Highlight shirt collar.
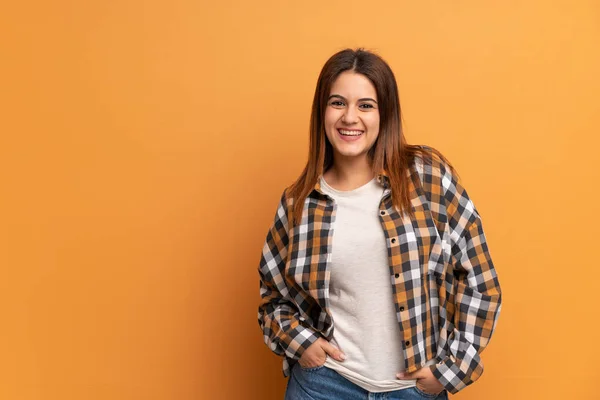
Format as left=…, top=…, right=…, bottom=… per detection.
left=313, top=169, right=390, bottom=195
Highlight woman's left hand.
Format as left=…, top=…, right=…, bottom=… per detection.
left=397, top=367, right=445, bottom=395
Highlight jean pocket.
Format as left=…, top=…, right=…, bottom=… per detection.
left=299, top=363, right=326, bottom=372
left=413, top=385, right=442, bottom=399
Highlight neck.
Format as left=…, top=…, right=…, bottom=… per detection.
left=324, top=154, right=375, bottom=191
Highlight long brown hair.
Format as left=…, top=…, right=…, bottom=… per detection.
left=287, top=48, right=454, bottom=227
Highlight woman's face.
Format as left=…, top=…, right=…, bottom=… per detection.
left=324, top=71, right=380, bottom=163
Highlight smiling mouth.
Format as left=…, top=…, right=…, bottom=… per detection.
left=338, top=129, right=364, bottom=136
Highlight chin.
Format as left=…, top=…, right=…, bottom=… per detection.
left=334, top=148, right=368, bottom=158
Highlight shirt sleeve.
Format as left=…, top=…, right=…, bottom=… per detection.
left=429, top=161, right=503, bottom=394
left=257, top=190, right=320, bottom=362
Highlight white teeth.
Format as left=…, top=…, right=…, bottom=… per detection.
left=339, top=129, right=363, bottom=136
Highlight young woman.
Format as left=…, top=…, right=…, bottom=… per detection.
left=258, top=48, right=502, bottom=400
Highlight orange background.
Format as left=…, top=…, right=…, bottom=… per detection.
left=1, top=1, right=599, bottom=399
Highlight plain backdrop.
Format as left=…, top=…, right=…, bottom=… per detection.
left=1, top=1, right=599, bottom=399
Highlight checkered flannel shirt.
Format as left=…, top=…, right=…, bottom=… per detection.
left=257, top=145, right=502, bottom=394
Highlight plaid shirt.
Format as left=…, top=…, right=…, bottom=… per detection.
left=257, top=146, right=502, bottom=395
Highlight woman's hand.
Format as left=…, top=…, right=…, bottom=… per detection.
left=298, top=338, right=346, bottom=368
left=397, top=367, right=444, bottom=395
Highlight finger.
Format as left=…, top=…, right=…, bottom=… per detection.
left=320, top=341, right=346, bottom=361
left=396, top=372, right=411, bottom=379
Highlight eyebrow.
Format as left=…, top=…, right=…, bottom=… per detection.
left=328, top=94, right=378, bottom=104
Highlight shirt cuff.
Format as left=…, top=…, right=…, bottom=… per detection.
left=429, top=356, right=465, bottom=395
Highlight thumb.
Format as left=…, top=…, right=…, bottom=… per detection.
left=320, top=340, right=346, bottom=361
left=396, top=369, right=423, bottom=380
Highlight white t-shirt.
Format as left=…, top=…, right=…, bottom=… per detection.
left=319, top=175, right=436, bottom=393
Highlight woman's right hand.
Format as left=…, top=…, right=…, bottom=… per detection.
left=298, top=338, right=346, bottom=368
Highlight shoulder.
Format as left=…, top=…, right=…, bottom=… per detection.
left=409, top=144, right=454, bottom=186
left=276, top=187, right=294, bottom=213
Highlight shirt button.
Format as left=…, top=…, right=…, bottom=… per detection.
left=391, top=238, right=397, bottom=244
left=399, top=306, right=405, bottom=311
left=405, top=341, right=410, bottom=346
left=380, top=210, right=386, bottom=216
left=394, top=273, right=400, bottom=278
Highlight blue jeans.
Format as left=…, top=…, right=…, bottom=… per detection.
left=284, top=363, right=449, bottom=400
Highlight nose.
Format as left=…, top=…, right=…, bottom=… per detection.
left=341, top=107, right=358, bottom=124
